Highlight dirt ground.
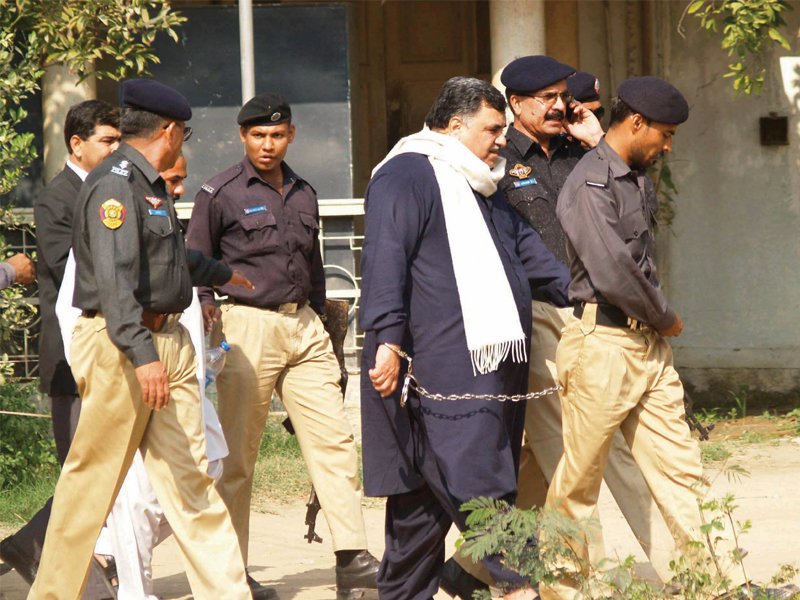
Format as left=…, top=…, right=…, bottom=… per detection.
left=2, top=437, right=800, bottom=599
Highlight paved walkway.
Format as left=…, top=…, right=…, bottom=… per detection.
left=2, top=438, right=799, bottom=599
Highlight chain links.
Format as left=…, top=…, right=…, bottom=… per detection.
left=411, top=380, right=560, bottom=403
left=381, top=343, right=561, bottom=406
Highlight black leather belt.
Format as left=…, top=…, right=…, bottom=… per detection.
left=573, top=303, right=646, bottom=331
left=81, top=309, right=174, bottom=332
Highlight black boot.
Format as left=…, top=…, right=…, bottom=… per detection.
left=438, top=557, right=490, bottom=599
left=0, top=535, right=37, bottom=585
left=247, top=571, right=279, bottom=600
left=335, top=549, right=379, bottom=599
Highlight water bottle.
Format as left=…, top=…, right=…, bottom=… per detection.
left=205, top=340, right=231, bottom=389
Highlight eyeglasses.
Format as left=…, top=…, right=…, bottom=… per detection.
left=529, top=91, right=574, bottom=107
left=163, top=123, right=193, bottom=142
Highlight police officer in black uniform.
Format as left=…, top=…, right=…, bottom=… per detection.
left=187, top=93, right=379, bottom=600
left=29, top=79, right=254, bottom=600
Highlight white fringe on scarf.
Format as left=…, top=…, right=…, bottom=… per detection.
left=373, top=128, right=527, bottom=376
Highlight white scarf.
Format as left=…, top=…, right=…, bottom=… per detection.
left=372, top=128, right=527, bottom=375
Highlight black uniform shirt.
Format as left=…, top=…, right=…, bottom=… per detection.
left=72, top=144, right=232, bottom=367
left=556, top=138, right=675, bottom=330
left=186, top=158, right=325, bottom=314
left=499, top=126, right=586, bottom=267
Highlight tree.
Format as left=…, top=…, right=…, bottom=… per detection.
left=0, top=0, right=185, bottom=195
left=0, top=0, right=185, bottom=377
left=680, top=0, right=793, bottom=95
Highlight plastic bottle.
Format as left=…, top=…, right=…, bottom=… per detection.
left=205, top=340, right=231, bottom=389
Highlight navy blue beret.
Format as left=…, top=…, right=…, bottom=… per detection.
left=501, top=56, right=575, bottom=93
left=121, top=79, right=192, bottom=121
left=567, top=71, right=600, bottom=103
left=238, top=92, right=292, bottom=126
left=617, top=76, right=689, bottom=125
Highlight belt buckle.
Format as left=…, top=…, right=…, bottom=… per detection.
left=627, top=317, right=642, bottom=331
left=278, top=302, right=298, bottom=314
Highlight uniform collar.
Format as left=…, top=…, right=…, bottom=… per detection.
left=596, top=138, right=638, bottom=180
left=117, top=143, right=162, bottom=184
left=241, top=157, right=303, bottom=188
left=506, top=126, right=568, bottom=159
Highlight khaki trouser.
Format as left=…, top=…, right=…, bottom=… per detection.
left=29, top=315, right=249, bottom=600
left=540, top=304, right=743, bottom=600
left=215, top=303, right=367, bottom=564
left=457, top=302, right=676, bottom=583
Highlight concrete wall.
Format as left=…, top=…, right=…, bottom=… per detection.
left=573, top=1, right=800, bottom=399
left=652, top=3, right=800, bottom=397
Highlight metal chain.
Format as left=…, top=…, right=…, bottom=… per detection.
left=411, top=379, right=560, bottom=403
left=381, top=343, right=561, bottom=405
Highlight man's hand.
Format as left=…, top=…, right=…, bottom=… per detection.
left=135, top=361, right=170, bottom=410
left=7, top=253, right=35, bottom=285
left=369, top=343, right=401, bottom=398
left=563, top=103, right=604, bottom=148
left=228, top=270, right=255, bottom=290
left=659, top=313, right=684, bottom=337
left=201, top=303, right=222, bottom=335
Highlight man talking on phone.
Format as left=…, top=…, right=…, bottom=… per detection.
left=441, top=56, right=676, bottom=598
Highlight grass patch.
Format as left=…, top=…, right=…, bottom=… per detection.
left=0, top=470, right=58, bottom=526
left=251, top=414, right=311, bottom=509
left=701, top=440, right=732, bottom=464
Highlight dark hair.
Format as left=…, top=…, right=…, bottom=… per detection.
left=63, top=100, right=120, bottom=152
left=608, top=96, right=637, bottom=127
left=120, top=107, right=168, bottom=140
left=424, top=77, right=506, bottom=130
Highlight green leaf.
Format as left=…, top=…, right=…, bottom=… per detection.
left=688, top=0, right=706, bottom=15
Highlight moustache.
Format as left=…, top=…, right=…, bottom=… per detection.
left=545, top=110, right=564, bottom=121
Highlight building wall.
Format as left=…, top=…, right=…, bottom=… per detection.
left=570, top=1, right=799, bottom=398
left=658, top=2, right=800, bottom=397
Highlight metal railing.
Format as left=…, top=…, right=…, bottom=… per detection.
left=2, top=199, right=366, bottom=379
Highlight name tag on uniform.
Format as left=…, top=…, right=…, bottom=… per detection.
left=512, top=177, right=538, bottom=189
left=148, top=208, right=169, bottom=217
left=244, top=205, right=268, bottom=215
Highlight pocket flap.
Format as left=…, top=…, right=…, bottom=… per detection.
left=239, top=211, right=277, bottom=231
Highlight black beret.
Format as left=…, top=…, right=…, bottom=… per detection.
left=501, top=55, right=575, bottom=93
left=237, top=93, right=292, bottom=126
left=567, top=71, right=600, bottom=103
left=617, top=76, right=689, bottom=125
left=121, top=79, right=192, bottom=121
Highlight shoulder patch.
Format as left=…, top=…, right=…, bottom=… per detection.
left=99, top=199, right=126, bottom=229
left=110, top=159, right=131, bottom=178
left=584, top=154, right=609, bottom=189
left=203, top=163, right=244, bottom=198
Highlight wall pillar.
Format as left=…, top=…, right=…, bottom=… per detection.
left=42, top=65, right=95, bottom=182
left=489, top=0, right=545, bottom=87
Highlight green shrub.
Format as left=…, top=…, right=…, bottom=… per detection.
left=0, top=381, right=57, bottom=490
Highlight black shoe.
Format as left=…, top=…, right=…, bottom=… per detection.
left=247, top=572, right=279, bottom=600
left=718, top=583, right=800, bottom=599
left=335, top=550, right=379, bottom=599
left=438, top=557, right=490, bottom=599
left=0, top=536, right=36, bottom=585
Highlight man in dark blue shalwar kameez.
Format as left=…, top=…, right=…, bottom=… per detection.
left=359, top=77, right=571, bottom=600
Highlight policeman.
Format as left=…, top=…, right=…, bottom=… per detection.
left=186, top=92, right=379, bottom=600
left=567, top=71, right=604, bottom=121
left=541, top=76, right=793, bottom=600
left=442, top=57, right=676, bottom=598
left=29, top=79, right=253, bottom=600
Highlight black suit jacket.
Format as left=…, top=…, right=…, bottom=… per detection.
left=34, top=166, right=83, bottom=396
